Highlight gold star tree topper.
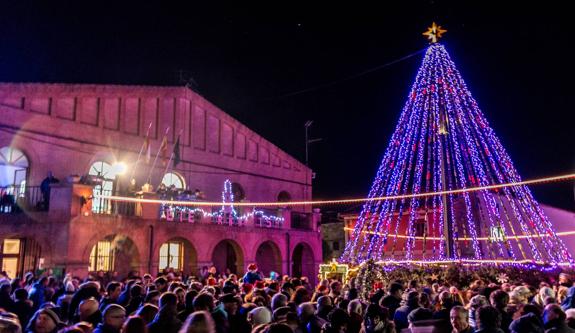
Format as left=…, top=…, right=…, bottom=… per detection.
left=423, top=22, right=447, bottom=43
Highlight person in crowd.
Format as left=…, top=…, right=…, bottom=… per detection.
left=94, top=304, right=126, bottom=333
left=380, top=282, right=403, bottom=319
left=77, top=297, right=102, bottom=327
left=29, top=277, right=49, bottom=311
left=362, top=303, right=394, bottom=333
left=450, top=306, right=473, bottom=333
left=475, top=305, right=504, bottom=333
left=0, top=283, right=15, bottom=311
left=242, top=264, right=263, bottom=285
left=490, top=290, right=512, bottom=333
left=509, top=312, right=544, bottom=333
left=121, top=315, right=148, bottom=333
left=137, top=304, right=159, bottom=325
left=321, top=308, right=349, bottom=333
left=543, top=303, right=575, bottom=333
left=469, top=295, right=488, bottom=330
left=346, top=299, right=363, bottom=333
left=434, top=290, right=455, bottom=322
left=316, top=296, right=333, bottom=321
left=12, top=288, right=34, bottom=328
left=0, top=315, right=22, bottom=333
left=148, top=292, right=182, bottom=333
left=271, top=294, right=288, bottom=312
left=100, top=282, right=122, bottom=312
left=180, top=310, right=216, bottom=333
left=394, top=291, right=420, bottom=331
left=123, top=284, right=144, bottom=315
left=25, top=308, right=64, bottom=333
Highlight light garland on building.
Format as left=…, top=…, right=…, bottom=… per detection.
left=159, top=179, right=284, bottom=227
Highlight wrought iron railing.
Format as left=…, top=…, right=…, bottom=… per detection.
left=0, top=186, right=46, bottom=214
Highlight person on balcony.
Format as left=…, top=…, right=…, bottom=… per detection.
left=40, top=171, right=59, bottom=210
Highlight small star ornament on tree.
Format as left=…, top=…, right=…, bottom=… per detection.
left=430, top=273, right=439, bottom=281
left=496, top=273, right=509, bottom=284
left=423, top=22, right=447, bottom=43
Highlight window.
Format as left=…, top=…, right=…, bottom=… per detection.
left=89, top=161, right=114, bottom=213
left=278, top=191, right=291, bottom=202
left=161, top=172, right=185, bottom=190
left=0, top=147, right=29, bottom=187
left=490, top=226, right=505, bottom=242
left=89, top=241, right=113, bottom=271
left=332, top=241, right=340, bottom=251
left=159, top=242, right=183, bottom=270
left=231, top=182, right=245, bottom=201
left=1, top=239, right=21, bottom=279
left=414, top=219, right=426, bottom=237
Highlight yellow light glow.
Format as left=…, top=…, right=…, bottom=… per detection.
left=112, top=162, right=127, bottom=176
left=93, top=173, right=575, bottom=207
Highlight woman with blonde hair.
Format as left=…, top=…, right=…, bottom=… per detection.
left=179, top=311, right=215, bottom=333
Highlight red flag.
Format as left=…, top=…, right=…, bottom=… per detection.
left=160, top=135, right=168, bottom=165
left=143, top=136, right=151, bottom=164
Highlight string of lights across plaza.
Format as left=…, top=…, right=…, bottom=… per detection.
left=95, top=172, right=575, bottom=207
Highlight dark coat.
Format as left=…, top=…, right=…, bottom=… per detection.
left=147, top=307, right=183, bottom=333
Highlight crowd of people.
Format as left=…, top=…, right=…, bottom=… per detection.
left=2, top=264, right=575, bottom=333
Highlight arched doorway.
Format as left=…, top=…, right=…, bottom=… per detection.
left=89, top=235, right=140, bottom=278
left=292, top=242, right=315, bottom=279
left=158, top=237, right=197, bottom=275
left=211, top=239, right=244, bottom=275
left=255, top=241, right=282, bottom=277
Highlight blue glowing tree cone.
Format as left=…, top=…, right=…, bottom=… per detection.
left=341, top=44, right=572, bottom=265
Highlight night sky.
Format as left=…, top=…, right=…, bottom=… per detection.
left=1, top=1, right=574, bottom=210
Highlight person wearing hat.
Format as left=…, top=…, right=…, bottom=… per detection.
left=248, top=306, right=272, bottom=327
left=242, top=264, right=263, bottom=285
left=94, top=304, right=126, bottom=333
left=0, top=315, right=21, bottom=333
left=219, top=293, right=241, bottom=317
left=26, top=308, right=63, bottom=333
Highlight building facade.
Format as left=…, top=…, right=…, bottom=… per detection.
left=0, top=83, right=322, bottom=283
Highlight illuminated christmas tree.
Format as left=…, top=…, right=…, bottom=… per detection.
left=341, top=25, right=572, bottom=266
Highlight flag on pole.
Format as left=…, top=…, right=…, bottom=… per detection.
left=160, top=135, right=168, bottom=166
left=173, top=136, right=181, bottom=167
left=144, top=135, right=151, bottom=164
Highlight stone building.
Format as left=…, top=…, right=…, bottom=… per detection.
left=0, top=83, right=322, bottom=283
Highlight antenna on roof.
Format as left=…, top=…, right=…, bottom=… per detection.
left=175, top=70, right=199, bottom=92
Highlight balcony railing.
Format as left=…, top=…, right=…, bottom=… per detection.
left=159, top=203, right=284, bottom=228
left=91, top=189, right=141, bottom=216
left=0, top=186, right=46, bottom=214
left=88, top=187, right=315, bottom=231
left=291, top=211, right=313, bottom=230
